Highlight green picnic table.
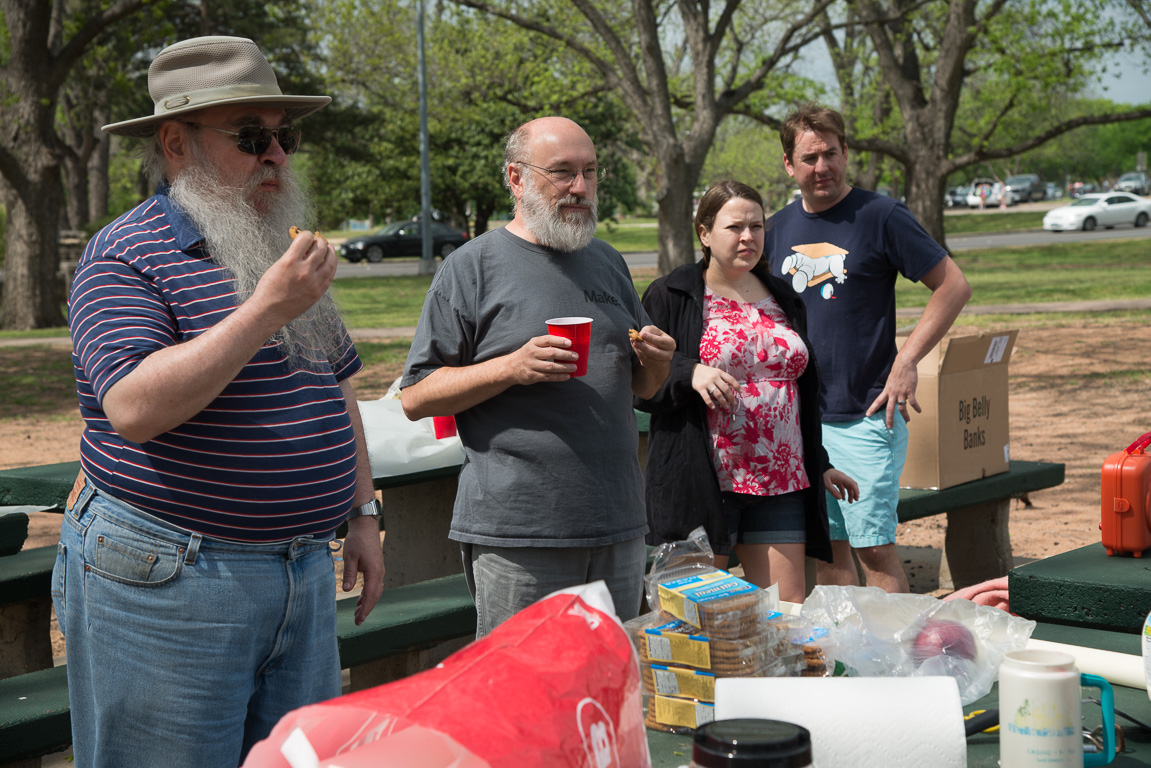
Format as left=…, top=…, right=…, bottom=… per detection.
left=646, top=614, right=1151, bottom=766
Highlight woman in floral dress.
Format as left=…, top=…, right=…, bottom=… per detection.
left=636, top=181, right=857, bottom=601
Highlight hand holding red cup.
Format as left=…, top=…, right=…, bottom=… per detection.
left=545, top=317, right=593, bottom=377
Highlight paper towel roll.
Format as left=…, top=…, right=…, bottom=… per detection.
left=1026, top=638, right=1145, bottom=690
left=716, top=677, right=967, bottom=768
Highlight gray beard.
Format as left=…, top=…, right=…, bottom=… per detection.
left=518, top=175, right=599, bottom=252
left=167, top=156, right=346, bottom=371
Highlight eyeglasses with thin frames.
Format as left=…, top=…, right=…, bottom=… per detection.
left=515, top=161, right=607, bottom=186
left=181, top=123, right=302, bottom=156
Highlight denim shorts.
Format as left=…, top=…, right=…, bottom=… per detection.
left=822, top=413, right=909, bottom=547
left=52, top=481, right=341, bottom=768
left=721, top=489, right=807, bottom=546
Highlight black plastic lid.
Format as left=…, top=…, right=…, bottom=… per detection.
left=692, top=719, right=813, bottom=767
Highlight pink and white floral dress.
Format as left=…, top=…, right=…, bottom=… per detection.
left=700, top=287, right=812, bottom=497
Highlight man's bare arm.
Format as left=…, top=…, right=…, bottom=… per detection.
left=867, top=256, right=972, bottom=427
left=101, top=233, right=335, bottom=443
left=338, top=378, right=385, bottom=625
left=401, top=334, right=578, bottom=420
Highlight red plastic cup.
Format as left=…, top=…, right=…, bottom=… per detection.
left=546, top=316, right=593, bottom=377
left=432, top=415, right=457, bottom=439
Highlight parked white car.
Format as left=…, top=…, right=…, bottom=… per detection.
left=1042, top=193, right=1151, bottom=232
left=966, top=179, right=1009, bottom=208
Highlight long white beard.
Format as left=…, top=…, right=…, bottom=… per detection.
left=518, top=174, right=599, bottom=252
left=168, top=154, right=346, bottom=370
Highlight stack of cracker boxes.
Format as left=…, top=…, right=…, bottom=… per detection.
left=627, top=565, right=835, bottom=733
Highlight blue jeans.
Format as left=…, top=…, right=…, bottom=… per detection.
left=460, top=537, right=647, bottom=638
left=52, top=482, right=341, bottom=768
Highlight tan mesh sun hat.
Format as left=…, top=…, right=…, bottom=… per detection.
left=102, top=36, right=330, bottom=137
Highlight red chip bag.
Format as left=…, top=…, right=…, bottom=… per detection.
left=244, top=583, right=651, bottom=768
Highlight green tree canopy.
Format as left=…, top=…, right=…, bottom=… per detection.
left=307, top=1, right=641, bottom=235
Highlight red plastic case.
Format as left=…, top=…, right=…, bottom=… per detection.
left=1101, top=431, right=1151, bottom=557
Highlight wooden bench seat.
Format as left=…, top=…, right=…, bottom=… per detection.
left=0, top=546, right=56, bottom=681
left=0, top=664, right=69, bottom=764
left=896, top=460, right=1065, bottom=591
left=0, top=572, right=475, bottom=766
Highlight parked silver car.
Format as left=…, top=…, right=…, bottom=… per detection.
left=1004, top=174, right=1045, bottom=203
left=1115, top=171, right=1150, bottom=196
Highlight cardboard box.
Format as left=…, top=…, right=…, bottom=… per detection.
left=898, top=329, right=1018, bottom=489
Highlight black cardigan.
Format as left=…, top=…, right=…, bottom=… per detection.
left=635, top=261, right=833, bottom=562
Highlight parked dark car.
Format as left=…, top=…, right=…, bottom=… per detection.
left=945, top=185, right=970, bottom=208
left=1004, top=174, right=1045, bottom=203
left=339, top=220, right=470, bottom=263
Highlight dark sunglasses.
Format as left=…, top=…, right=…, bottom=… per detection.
left=182, top=123, right=302, bottom=155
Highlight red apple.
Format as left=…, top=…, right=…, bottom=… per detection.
left=911, top=619, right=977, bottom=665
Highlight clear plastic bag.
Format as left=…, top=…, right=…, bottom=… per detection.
left=800, top=585, right=1036, bottom=704
left=643, top=526, right=717, bottom=612
left=644, top=528, right=779, bottom=639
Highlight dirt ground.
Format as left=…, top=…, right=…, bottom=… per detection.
left=6, top=320, right=1150, bottom=654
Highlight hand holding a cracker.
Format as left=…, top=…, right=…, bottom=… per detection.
left=250, top=226, right=336, bottom=327
left=629, top=324, right=675, bottom=400
left=629, top=325, right=674, bottom=363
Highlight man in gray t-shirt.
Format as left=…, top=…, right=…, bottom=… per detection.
left=402, top=116, right=675, bottom=636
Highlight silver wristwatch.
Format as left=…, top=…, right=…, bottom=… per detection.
left=346, top=499, right=382, bottom=522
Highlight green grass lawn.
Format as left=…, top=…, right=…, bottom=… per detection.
left=587, top=211, right=1045, bottom=253
left=943, top=210, right=1045, bottom=236
left=326, top=238, right=1151, bottom=327
left=2, top=226, right=1145, bottom=340
left=897, top=238, right=1151, bottom=307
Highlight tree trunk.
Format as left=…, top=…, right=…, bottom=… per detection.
left=0, top=0, right=152, bottom=328
left=0, top=6, right=66, bottom=329
left=473, top=200, right=493, bottom=237
left=89, top=105, right=111, bottom=224
left=905, top=161, right=948, bottom=250
left=0, top=179, right=66, bottom=329
left=653, top=143, right=697, bottom=275
left=63, top=151, right=91, bottom=231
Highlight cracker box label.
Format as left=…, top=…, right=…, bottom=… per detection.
left=650, top=665, right=717, bottom=701
left=657, top=570, right=758, bottom=628
left=643, top=624, right=712, bottom=669
left=652, top=695, right=715, bottom=729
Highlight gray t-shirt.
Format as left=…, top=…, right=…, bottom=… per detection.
left=402, top=227, right=651, bottom=547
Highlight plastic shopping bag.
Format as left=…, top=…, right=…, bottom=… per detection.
left=244, top=581, right=651, bottom=768
left=800, top=585, right=1035, bottom=704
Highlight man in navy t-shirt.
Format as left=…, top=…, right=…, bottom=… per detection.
left=765, top=104, right=971, bottom=592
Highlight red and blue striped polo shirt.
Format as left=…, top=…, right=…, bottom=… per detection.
left=68, top=191, right=363, bottom=543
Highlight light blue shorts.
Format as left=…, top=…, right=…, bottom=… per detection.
left=822, top=414, right=908, bottom=547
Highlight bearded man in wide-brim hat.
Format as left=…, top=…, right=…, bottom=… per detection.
left=55, top=36, right=385, bottom=767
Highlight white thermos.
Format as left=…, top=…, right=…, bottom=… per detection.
left=998, top=649, right=1116, bottom=768
left=1143, top=607, right=1151, bottom=702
